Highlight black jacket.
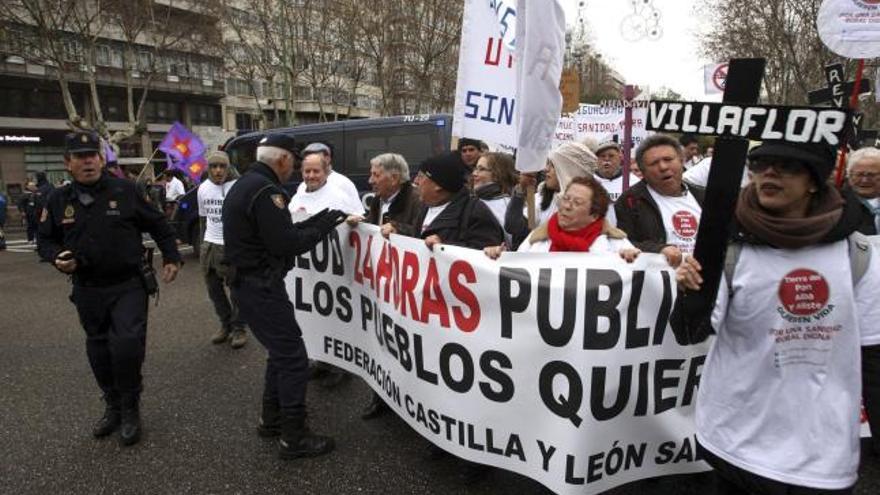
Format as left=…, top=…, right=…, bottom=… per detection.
left=222, top=161, right=332, bottom=279
left=38, top=175, right=181, bottom=286
left=366, top=181, right=422, bottom=235
left=614, top=181, right=706, bottom=253
left=415, top=189, right=504, bottom=249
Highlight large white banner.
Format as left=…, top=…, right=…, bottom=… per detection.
left=553, top=104, right=649, bottom=150
left=453, top=0, right=518, bottom=147
left=287, top=223, right=711, bottom=495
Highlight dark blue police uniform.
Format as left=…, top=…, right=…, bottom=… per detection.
left=38, top=131, right=181, bottom=446
left=222, top=137, right=344, bottom=459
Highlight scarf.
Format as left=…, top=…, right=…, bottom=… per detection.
left=547, top=213, right=604, bottom=252
left=474, top=182, right=505, bottom=200
left=735, top=183, right=844, bottom=249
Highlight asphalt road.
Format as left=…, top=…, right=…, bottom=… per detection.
left=1, top=234, right=879, bottom=495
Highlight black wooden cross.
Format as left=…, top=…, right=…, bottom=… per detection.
left=808, top=63, right=876, bottom=148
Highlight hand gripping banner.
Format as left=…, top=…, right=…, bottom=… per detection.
left=286, top=223, right=711, bottom=494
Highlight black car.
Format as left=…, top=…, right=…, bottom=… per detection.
left=173, top=114, right=454, bottom=255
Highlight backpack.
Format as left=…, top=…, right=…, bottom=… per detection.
left=724, top=231, right=873, bottom=292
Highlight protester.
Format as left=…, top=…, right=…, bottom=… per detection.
left=615, top=134, right=704, bottom=267
left=289, top=150, right=361, bottom=388
left=511, top=141, right=597, bottom=237
left=222, top=134, right=345, bottom=460
left=290, top=150, right=363, bottom=221
left=413, top=152, right=504, bottom=250
left=594, top=140, right=641, bottom=203
left=39, top=131, right=182, bottom=446
left=457, top=137, right=484, bottom=169
left=294, top=142, right=361, bottom=209
left=679, top=134, right=702, bottom=169
left=198, top=151, right=247, bottom=349
left=346, top=152, right=422, bottom=419
left=17, top=181, right=38, bottom=244
left=674, top=140, right=880, bottom=493
left=471, top=151, right=526, bottom=246
left=847, top=147, right=880, bottom=235
left=163, top=169, right=186, bottom=202
left=485, top=176, right=639, bottom=260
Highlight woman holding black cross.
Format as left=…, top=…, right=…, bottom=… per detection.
left=675, top=140, right=880, bottom=494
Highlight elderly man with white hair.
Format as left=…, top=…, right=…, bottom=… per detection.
left=847, top=146, right=880, bottom=235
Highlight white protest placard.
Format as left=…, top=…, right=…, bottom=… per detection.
left=287, top=223, right=712, bottom=495
left=513, top=0, right=566, bottom=172
left=453, top=0, right=517, bottom=147
left=818, top=0, right=880, bottom=59
left=553, top=104, right=649, bottom=150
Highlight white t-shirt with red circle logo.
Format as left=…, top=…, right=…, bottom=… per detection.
left=646, top=185, right=702, bottom=254
left=697, top=240, right=880, bottom=489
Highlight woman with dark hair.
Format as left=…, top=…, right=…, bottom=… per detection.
left=675, top=141, right=880, bottom=494
left=472, top=152, right=523, bottom=245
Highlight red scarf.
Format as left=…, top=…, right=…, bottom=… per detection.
left=547, top=213, right=604, bottom=252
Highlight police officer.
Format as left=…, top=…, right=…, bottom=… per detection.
left=38, top=131, right=182, bottom=447
left=222, top=134, right=345, bottom=460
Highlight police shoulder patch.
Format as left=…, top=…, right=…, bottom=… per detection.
left=270, top=194, right=286, bottom=209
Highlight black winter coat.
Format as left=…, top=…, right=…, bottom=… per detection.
left=415, top=189, right=504, bottom=249
left=366, top=181, right=422, bottom=236
left=614, top=181, right=706, bottom=253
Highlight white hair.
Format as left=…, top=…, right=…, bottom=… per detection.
left=370, top=153, right=410, bottom=181
left=847, top=147, right=880, bottom=172
left=256, top=146, right=293, bottom=165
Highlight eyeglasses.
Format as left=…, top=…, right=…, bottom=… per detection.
left=474, top=165, right=491, bottom=172
left=559, top=195, right=589, bottom=208
left=851, top=171, right=879, bottom=181
left=747, top=159, right=806, bottom=176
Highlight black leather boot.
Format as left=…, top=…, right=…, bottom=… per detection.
left=92, top=393, right=121, bottom=438
left=119, top=395, right=141, bottom=447
left=278, top=414, right=334, bottom=460
left=257, top=400, right=281, bottom=437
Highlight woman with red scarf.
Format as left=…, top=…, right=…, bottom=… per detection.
left=485, top=176, right=639, bottom=258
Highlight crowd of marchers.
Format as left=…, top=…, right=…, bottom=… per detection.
left=36, top=127, right=880, bottom=494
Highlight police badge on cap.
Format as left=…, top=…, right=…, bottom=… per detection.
left=65, top=131, right=101, bottom=154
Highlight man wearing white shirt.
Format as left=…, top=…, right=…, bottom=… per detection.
left=198, top=151, right=247, bottom=349
left=294, top=142, right=362, bottom=212
left=594, top=140, right=641, bottom=226
left=289, top=153, right=364, bottom=222
left=164, top=170, right=186, bottom=202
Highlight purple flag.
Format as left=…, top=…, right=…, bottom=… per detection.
left=158, top=122, right=207, bottom=183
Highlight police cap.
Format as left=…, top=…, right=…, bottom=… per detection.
left=258, top=134, right=300, bottom=159
left=66, top=131, right=101, bottom=154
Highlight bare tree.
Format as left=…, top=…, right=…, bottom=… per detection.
left=0, top=0, right=220, bottom=145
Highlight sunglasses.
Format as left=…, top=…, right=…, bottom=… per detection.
left=747, top=158, right=806, bottom=175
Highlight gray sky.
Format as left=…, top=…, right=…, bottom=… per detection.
left=562, top=0, right=719, bottom=101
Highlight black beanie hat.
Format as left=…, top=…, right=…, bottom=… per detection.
left=419, top=152, right=467, bottom=193
left=748, top=141, right=837, bottom=184
left=457, top=137, right=483, bottom=151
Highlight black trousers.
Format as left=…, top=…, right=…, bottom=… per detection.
left=232, top=277, right=308, bottom=417
left=71, top=278, right=148, bottom=401
left=698, top=442, right=855, bottom=495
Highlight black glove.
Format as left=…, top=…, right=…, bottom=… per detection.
left=308, top=209, right=347, bottom=234
left=294, top=208, right=330, bottom=229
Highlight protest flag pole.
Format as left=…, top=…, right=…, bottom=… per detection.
left=622, top=84, right=635, bottom=192
left=136, top=146, right=161, bottom=184
left=834, top=58, right=866, bottom=188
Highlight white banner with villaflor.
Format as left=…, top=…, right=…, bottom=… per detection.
left=286, top=223, right=711, bottom=494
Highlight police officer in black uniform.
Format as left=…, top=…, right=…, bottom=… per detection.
left=38, top=131, right=182, bottom=447
left=222, top=134, right=345, bottom=460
